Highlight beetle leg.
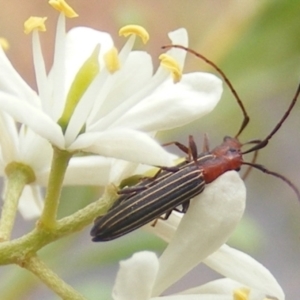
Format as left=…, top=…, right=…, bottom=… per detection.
left=202, top=133, right=210, bottom=152
left=151, top=209, right=173, bottom=227
left=181, top=200, right=190, bottom=213
left=118, top=185, right=147, bottom=195
left=163, top=141, right=190, bottom=155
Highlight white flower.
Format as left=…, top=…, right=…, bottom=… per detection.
left=0, top=9, right=222, bottom=217
left=0, top=17, right=222, bottom=169
left=112, top=171, right=284, bottom=300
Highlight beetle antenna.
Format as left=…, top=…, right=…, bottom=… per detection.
left=243, top=162, right=300, bottom=202
left=243, top=83, right=300, bottom=154
left=162, top=44, right=249, bottom=138
left=242, top=150, right=259, bottom=180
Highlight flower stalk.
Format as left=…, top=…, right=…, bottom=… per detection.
left=23, top=255, right=86, bottom=300
left=38, top=147, right=72, bottom=229
left=0, top=163, right=35, bottom=241
left=0, top=185, right=116, bottom=265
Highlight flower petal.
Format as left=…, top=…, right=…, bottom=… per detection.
left=0, top=92, right=64, bottom=148
left=151, top=295, right=232, bottom=300
left=152, top=171, right=246, bottom=296
left=108, top=159, right=139, bottom=185
left=166, top=28, right=188, bottom=67
left=64, top=26, right=114, bottom=91
left=0, top=48, right=39, bottom=106
left=114, top=73, right=222, bottom=132
left=180, top=278, right=275, bottom=300
left=0, top=112, right=19, bottom=164
left=88, top=51, right=153, bottom=126
left=112, top=251, right=159, bottom=300
left=17, top=185, right=44, bottom=219
left=62, top=156, right=113, bottom=185
left=69, top=128, right=174, bottom=166
left=18, top=127, right=52, bottom=173
left=180, top=278, right=248, bottom=295
left=203, top=244, right=285, bottom=300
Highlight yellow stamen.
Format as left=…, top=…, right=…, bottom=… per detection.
left=58, top=45, right=100, bottom=133
left=48, top=0, right=78, bottom=18
left=119, top=25, right=149, bottom=44
left=159, top=54, right=182, bottom=83
left=233, top=287, right=250, bottom=300
left=0, top=38, right=9, bottom=51
left=24, top=17, right=47, bottom=34
left=104, top=47, right=120, bottom=73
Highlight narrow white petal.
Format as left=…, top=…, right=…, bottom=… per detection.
left=18, top=185, right=44, bottom=219
left=50, top=13, right=67, bottom=118
left=69, top=129, right=174, bottom=166
left=0, top=92, right=65, bottom=148
left=112, top=251, right=159, bottom=300
left=203, top=244, right=285, bottom=300
left=114, top=73, right=222, bottom=132
left=147, top=28, right=188, bottom=93
left=88, top=51, right=153, bottom=127
left=166, top=28, right=188, bottom=67
left=0, top=48, right=39, bottom=106
left=90, top=69, right=168, bottom=131
left=118, top=34, right=136, bottom=62
left=32, top=31, right=50, bottom=110
left=152, top=171, right=246, bottom=296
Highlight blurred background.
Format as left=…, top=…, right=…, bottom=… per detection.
left=0, top=0, right=300, bottom=299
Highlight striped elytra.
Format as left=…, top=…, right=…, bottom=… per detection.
left=91, top=163, right=205, bottom=241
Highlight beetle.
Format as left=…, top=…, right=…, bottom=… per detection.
left=90, top=46, right=300, bottom=242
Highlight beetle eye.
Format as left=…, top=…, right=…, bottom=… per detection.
left=229, top=148, right=238, bottom=154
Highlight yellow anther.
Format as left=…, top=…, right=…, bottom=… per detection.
left=233, top=287, right=250, bottom=300
left=24, top=17, right=47, bottom=35
left=159, top=54, right=182, bottom=83
left=48, top=0, right=78, bottom=18
left=104, top=47, right=120, bottom=73
left=119, top=25, right=149, bottom=44
left=0, top=38, right=9, bottom=51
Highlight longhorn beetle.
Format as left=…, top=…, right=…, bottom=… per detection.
left=90, top=45, right=300, bottom=242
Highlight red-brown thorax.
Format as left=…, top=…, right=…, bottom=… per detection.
left=201, top=136, right=243, bottom=183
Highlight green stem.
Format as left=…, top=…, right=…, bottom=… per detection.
left=0, top=185, right=117, bottom=265
left=23, top=255, right=86, bottom=300
left=39, top=147, right=72, bottom=229
left=56, top=185, right=116, bottom=234
left=0, top=164, right=35, bottom=241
